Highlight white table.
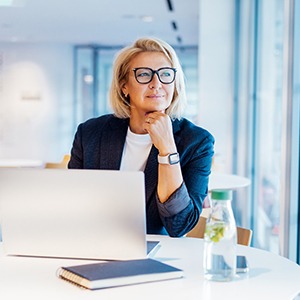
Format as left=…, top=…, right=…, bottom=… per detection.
left=0, top=235, right=299, bottom=300
left=208, top=171, right=251, bottom=191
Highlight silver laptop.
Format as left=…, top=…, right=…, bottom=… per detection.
left=0, top=168, right=147, bottom=260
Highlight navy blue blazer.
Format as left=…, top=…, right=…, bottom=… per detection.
left=68, top=114, right=214, bottom=237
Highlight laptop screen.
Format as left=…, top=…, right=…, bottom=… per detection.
left=0, top=169, right=147, bottom=260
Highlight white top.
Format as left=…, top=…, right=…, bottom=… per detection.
left=120, top=127, right=152, bottom=172
left=0, top=236, right=299, bottom=300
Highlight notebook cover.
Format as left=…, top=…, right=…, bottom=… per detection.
left=59, top=258, right=183, bottom=289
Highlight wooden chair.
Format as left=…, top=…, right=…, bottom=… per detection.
left=44, top=154, right=71, bottom=169
left=186, top=215, right=253, bottom=246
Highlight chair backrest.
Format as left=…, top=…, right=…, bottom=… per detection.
left=44, top=154, right=70, bottom=169
left=236, top=226, right=253, bottom=246
left=186, top=216, right=253, bottom=246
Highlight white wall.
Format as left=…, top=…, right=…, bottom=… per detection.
left=0, top=43, right=74, bottom=162
left=198, top=0, right=235, bottom=173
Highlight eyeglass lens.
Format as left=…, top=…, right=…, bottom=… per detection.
left=133, top=67, right=176, bottom=84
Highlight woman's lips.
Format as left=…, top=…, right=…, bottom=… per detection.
left=147, top=94, right=164, bottom=99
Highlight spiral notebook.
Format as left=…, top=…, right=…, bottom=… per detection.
left=0, top=168, right=147, bottom=260
left=58, top=258, right=183, bottom=290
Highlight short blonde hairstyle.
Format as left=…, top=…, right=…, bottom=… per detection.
left=109, top=37, right=187, bottom=119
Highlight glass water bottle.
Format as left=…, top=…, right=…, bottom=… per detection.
left=203, top=189, right=237, bottom=281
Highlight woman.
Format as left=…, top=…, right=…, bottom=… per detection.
left=68, top=37, right=214, bottom=237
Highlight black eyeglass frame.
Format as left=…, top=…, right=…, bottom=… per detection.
left=132, top=67, right=177, bottom=84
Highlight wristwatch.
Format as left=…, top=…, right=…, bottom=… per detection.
left=157, top=152, right=180, bottom=165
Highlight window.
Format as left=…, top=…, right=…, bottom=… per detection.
left=236, top=0, right=299, bottom=260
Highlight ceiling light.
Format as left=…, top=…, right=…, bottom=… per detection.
left=141, top=16, right=153, bottom=23
left=84, top=75, right=93, bottom=84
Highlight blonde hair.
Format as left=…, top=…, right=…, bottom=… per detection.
left=109, top=37, right=187, bottom=119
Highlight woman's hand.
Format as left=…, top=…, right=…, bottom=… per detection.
left=143, top=111, right=177, bottom=155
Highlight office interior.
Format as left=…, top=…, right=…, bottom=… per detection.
left=0, top=0, right=299, bottom=264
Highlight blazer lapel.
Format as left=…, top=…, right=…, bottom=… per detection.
left=172, top=119, right=182, bottom=145
left=99, top=117, right=129, bottom=170
left=144, top=146, right=159, bottom=202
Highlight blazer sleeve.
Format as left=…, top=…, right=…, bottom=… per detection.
left=155, top=132, right=215, bottom=237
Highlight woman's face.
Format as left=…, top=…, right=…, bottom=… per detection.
left=122, top=52, right=175, bottom=117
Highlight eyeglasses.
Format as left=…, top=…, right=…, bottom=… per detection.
left=132, top=67, right=177, bottom=84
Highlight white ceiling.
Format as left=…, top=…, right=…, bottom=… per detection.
left=0, top=0, right=199, bottom=46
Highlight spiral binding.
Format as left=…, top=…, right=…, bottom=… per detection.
left=56, top=268, right=90, bottom=290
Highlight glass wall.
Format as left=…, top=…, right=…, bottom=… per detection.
left=291, top=0, right=300, bottom=263
left=73, top=46, right=99, bottom=126
left=252, top=0, right=284, bottom=254
left=236, top=0, right=299, bottom=259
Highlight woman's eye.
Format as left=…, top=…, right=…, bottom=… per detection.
left=160, top=72, right=171, bottom=77
left=137, top=72, right=151, bottom=77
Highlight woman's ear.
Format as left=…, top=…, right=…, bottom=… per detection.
left=121, top=82, right=128, bottom=97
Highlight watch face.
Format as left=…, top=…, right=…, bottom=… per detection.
left=169, top=153, right=180, bottom=164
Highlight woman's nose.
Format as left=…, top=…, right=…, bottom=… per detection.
left=149, top=73, right=162, bottom=89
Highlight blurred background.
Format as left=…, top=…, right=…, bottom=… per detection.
left=0, top=0, right=299, bottom=263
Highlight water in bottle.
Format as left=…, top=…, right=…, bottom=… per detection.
left=203, top=189, right=237, bottom=281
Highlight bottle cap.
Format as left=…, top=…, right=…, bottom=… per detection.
left=211, top=189, right=232, bottom=200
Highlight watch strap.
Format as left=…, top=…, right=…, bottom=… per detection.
left=157, top=152, right=180, bottom=165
